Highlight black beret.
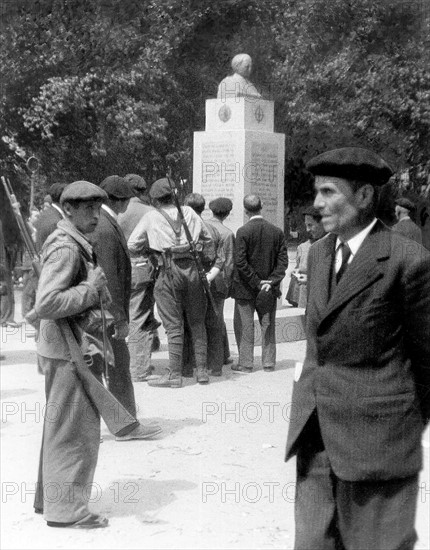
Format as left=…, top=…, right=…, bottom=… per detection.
left=100, top=175, right=134, bottom=199
left=306, top=147, right=393, bottom=186
left=149, top=178, right=173, bottom=199
left=209, top=197, right=233, bottom=215
left=302, top=206, right=321, bottom=220
left=60, top=181, right=107, bottom=204
left=395, top=197, right=415, bottom=211
left=255, top=288, right=276, bottom=316
left=124, top=173, right=147, bottom=191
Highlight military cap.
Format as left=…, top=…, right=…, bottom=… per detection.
left=209, top=197, right=233, bottom=215
left=100, top=175, right=134, bottom=199
left=124, top=173, right=147, bottom=191
left=306, top=147, right=393, bottom=186
left=60, top=181, right=107, bottom=204
left=302, top=206, right=321, bottom=220
left=149, top=178, right=173, bottom=199
left=395, top=197, right=415, bottom=211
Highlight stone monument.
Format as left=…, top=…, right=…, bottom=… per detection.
left=193, top=55, right=305, bottom=343
left=193, top=54, right=285, bottom=236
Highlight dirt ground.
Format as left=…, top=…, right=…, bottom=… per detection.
left=1, top=291, right=429, bottom=550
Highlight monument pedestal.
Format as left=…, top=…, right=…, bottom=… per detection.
left=193, top=98, right=284, bottom=234
left=193, top=97, right=305, bottom=343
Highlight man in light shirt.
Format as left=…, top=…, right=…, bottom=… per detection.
left=285, top=147, right=430, bottom=550
left=128, top=178, right=213, bottom=388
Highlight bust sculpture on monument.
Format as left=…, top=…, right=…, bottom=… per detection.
left=217, top=53, right=261, bottom=100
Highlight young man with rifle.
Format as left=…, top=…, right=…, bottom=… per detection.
left=3, top=177, right=161, bottom=529
left=128, top=177, right=214, bottom=387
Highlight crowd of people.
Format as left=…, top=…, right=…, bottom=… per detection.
left=4, top=172, right=289, bottom=529
left=1, top=146, right=429, bottom=550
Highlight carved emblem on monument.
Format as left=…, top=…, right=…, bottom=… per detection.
left=218, top=105, right=232, bottom=123
left=254, top=105, right=264, bottom=123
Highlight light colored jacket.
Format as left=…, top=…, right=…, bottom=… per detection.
left=35, top=220, right=100, bottom=359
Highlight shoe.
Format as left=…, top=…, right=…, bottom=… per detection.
left=133, top=365, right=155, bottom=382
left=196, top=368, right=210, bottom=384
left=209, top=369, right=222, bottom=377
left=6, top=320, right=21, bottom=328
left=147, top=369, right=182, bottom=388
left=115, top=423, right=162, bottom=441
left=47, top=513, right=109, bottom=529
left=223, top=358, right=234, bottom=365
left=231, top=364, right=253, bottom=373
left=263, top=366, right=275, bottom=372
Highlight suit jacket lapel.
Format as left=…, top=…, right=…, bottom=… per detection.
left=323, top=221, right=390, bottom=319
left=310, top=233, right=336, bottom=319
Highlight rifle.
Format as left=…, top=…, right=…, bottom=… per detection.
left=166, top=174, right=218, bottom=314
left=1, top=175, right=138, bottom=436
left=1, top=176, right=39, bottom=274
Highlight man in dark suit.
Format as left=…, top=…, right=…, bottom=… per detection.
left=231, top=194, right=288, bottom=372
left=90, top=175, right=136, bottom=418
left=392, top=197, right=423, bottom=244
left=285, top=148, right=430, bottom=550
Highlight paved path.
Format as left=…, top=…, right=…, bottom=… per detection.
left=0, top=289, right=429, bottom=549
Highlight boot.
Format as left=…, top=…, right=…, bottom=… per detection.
left=196, top=368, right=210, bottom=385
left=147, top=368, right=182, bottom=388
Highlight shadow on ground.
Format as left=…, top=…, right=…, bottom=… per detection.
left=94, top=477, right=196, bottom=521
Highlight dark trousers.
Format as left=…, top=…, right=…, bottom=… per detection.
left=233, top=298, right=276, bottom=369
left=128, top=279, right=158, bottom=379
left=223, top=321, right=230, bottom=362
left=295, top=426, right=419, bottom=550
left=21, top=268, right=38, bottom=318
left=108, top=336, right=137, bottom=417
left=206, top=294, right=225, bottom=373
left=154, top=259, right=207, bottom=375
left=34, top=357, right=100, bottom=523
left=182, top=293, right=225, bottom=374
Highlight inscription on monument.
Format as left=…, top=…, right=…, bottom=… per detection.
left=250, top=142, right=279, bottom=219
left=200, top=141, right=238, bottom=203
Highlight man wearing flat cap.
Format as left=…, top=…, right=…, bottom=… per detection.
left=90, top=175, right=137, bottom=417
left=128, top=178, right=213, bottom=387
left=285, top=147, right=430, bottom=549
left=206, top=197, right=235, bottom=367
left=392, top=197, right=422, bottom=244
left=33, top=181, right=110, bottom=528
left=118, top=173, right=160, bottom=382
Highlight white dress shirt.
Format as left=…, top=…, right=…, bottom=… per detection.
left=334, top=218, right=378, bottom=273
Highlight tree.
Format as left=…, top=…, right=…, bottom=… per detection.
left=1, top=0, right=428, bottom=209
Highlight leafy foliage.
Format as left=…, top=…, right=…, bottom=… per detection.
left=0, top=0, right=429, bottom=208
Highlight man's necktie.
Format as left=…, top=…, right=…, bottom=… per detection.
left=336, top=242, right=352, bottom=284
